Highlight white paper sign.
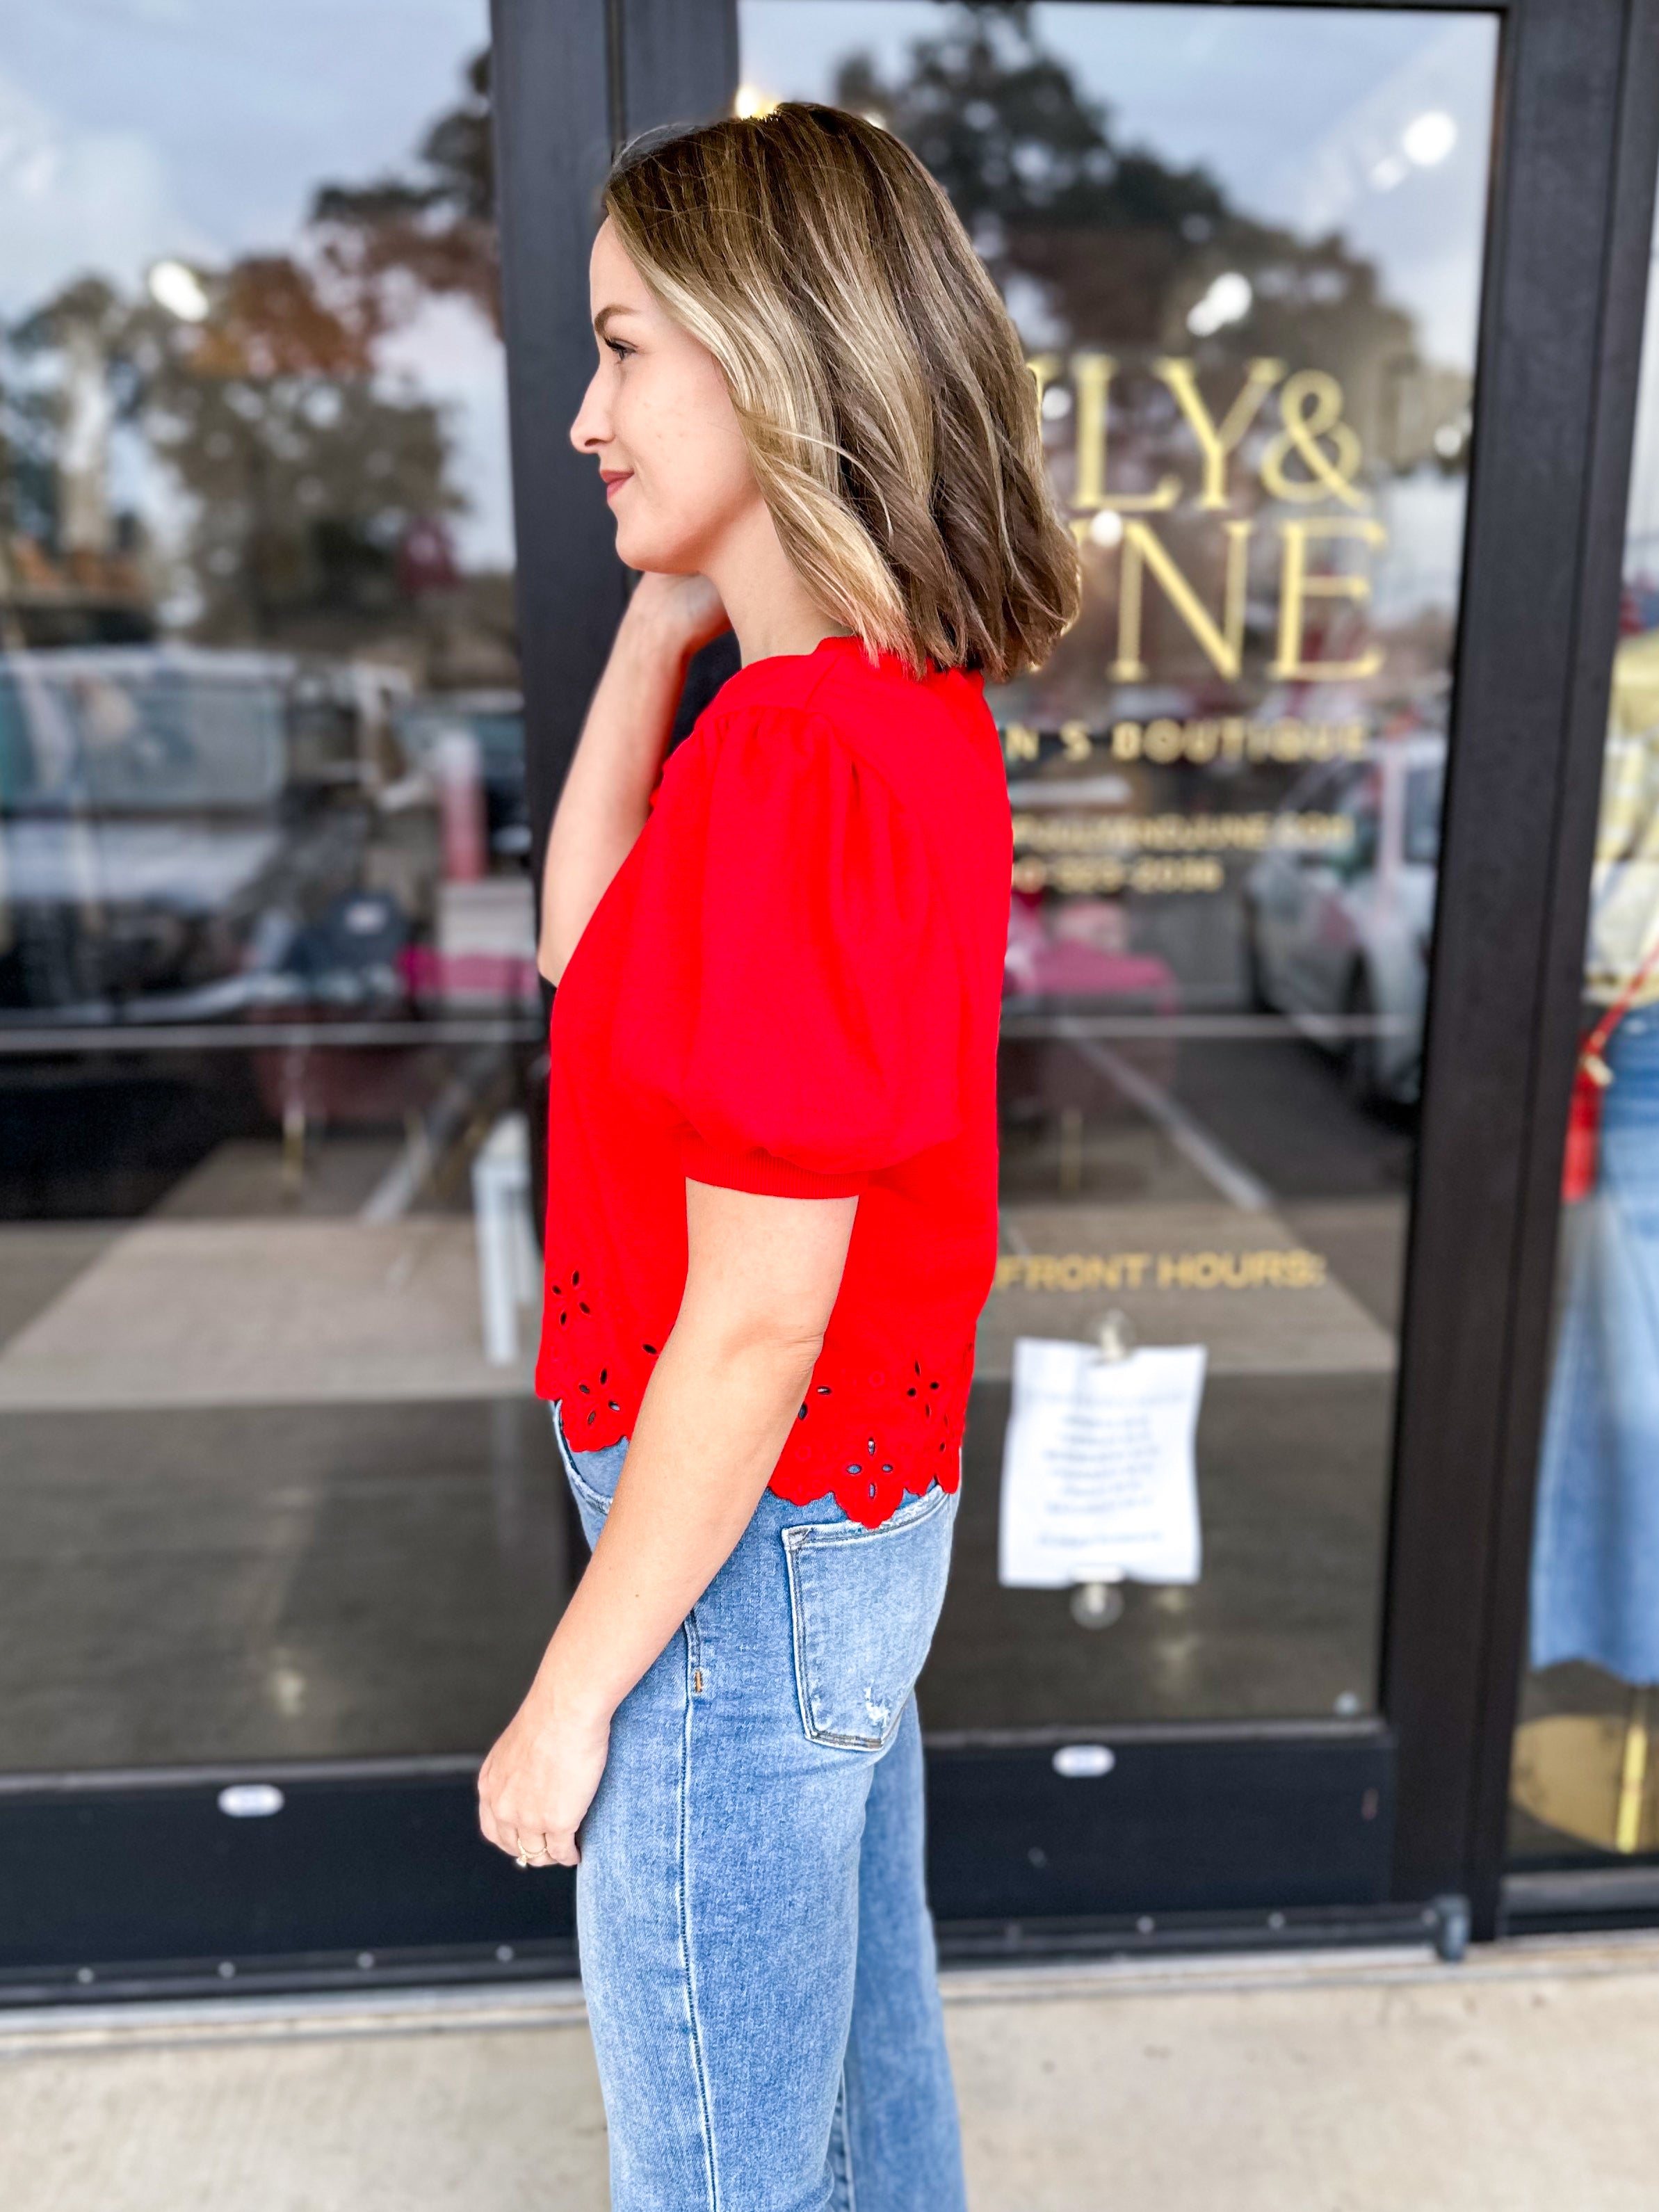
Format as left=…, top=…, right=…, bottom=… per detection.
left=998, top=1337, right=1206, bottom=1588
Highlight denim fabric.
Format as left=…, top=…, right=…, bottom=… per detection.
left=551, top=1402, right=967, bottom=2212
left=1531, top=1011, right=1659, bottom=1684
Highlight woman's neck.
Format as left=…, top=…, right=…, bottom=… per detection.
left=702, top=499, right=853, bottom=667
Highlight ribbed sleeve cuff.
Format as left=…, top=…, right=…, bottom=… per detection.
left=678, top=1130, right=869, bottom=1200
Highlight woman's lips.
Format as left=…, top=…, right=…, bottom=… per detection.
left=602, top=472, right=631, bottom=502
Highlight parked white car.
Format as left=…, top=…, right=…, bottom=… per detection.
left=0, top=645, right=408, bottom=1018
left=1243, top=734, right=1445, bottom=1105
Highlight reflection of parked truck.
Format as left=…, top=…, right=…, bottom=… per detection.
left=394, top=691, right=529, bottom=862
left=1243, top=734, right=1445, bottom=1105
left=0, top=646, right=414, bottom=1019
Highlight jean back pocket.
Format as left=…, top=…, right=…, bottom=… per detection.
left=783, top=1483, right=958, bottom=1750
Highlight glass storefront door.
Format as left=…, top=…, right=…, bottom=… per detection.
left=0, top=5, right=576, bottom=1783
left=738, top=3, right=1498, bottom=1747
left=6, top=0, right=1651, bottom=1989
left=1509, top=175, right=1659, bottom=1876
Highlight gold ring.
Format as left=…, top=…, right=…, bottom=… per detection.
left=515, top=1848, right=530, bottom=1868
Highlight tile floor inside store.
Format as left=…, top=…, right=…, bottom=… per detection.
left=0, top=1038, right=1619, bottom=1855
left=0, top=1209, right=1393, bottom=1768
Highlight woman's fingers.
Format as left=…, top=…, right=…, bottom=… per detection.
left=478, top=1791, right=582, bottom=1867
left=512, top=1825, right=581, bottom=1867
left=477, top=1705, right=608, bottom=1865
left=500, top=1829, right=581, bottom=1868
left=476, top=1784, right=528, bottom=1860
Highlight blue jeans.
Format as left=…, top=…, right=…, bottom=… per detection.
left=551, top=1403, right=967, bottom=2212
left=1531, top=1010, right=1659, bottom=1684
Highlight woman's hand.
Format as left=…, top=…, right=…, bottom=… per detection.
left=623, top=570, right=731, bottom=663
left=477, top=1687, right=611, bottom=1868
left=537, top=572, right=730, bottom=987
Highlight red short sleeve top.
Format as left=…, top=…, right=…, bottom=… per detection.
left=535, top=631, right=1011, bottom=1528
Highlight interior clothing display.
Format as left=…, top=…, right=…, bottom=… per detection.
left=1531, top=633, right=1659, bottom=1686
left=553, top=1405, right=967, bottom=2212
left=1583, top=629, right=1659, bottom=1010
left=1530, top=1010, right=1659, bottom=1684
left=535, top=633, right=1012, bottom=1528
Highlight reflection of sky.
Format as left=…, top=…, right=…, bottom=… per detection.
left=1373, top=476, right=1468, bottom=624
left=1, top=1, right=1507, bottom=592
left=741, top=1, right=1499, bottom=645
left=740, top=2, right=1498, bottom=367
left=0, top=0, right=512, bottom=567
left=0, top=1, right=487, bottom=288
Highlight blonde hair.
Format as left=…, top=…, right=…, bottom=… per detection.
left=604, top=104, right=1081, bottom=683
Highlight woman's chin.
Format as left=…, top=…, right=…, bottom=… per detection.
left=614, top=533, right=700, bottom=580
left=613, top=524, right=662, bottom=572
left=610, top=501, right=709, bottom=575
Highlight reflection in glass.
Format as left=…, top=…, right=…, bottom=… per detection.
left=1512, top=189, right=1659, bottom=1863
left=0, top=27, right=532, bottom=1035
left=741, top=1, right=1498, bottom=1726
left=0, top=8, right=558, bottom=1777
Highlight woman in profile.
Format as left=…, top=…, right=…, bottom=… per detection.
left=478, top=104, right=1078, bottom=2211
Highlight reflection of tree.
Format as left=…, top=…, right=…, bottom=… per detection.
left=310, top=49, right=500, bottom=340
left=0, top=327, right=67, bottom=557
left=1, top=49, right=508, bottom=673
left=839, top=3, right=1227, bottom=344
left=838, top=5, right=1464, bottom=716
left=155, top=325, right=454, bottom=643
left=2, top=280, right=152, bottom=645
left=837, top=6, right=1436, bottom=466
left=129, top=250, right=459, bottom=644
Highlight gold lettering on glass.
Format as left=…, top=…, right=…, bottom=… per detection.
left=1071, top=353, right=1181, bottom=512
left=1111, top=518, right=1254, bottom=681
left=1271, top=517, right=1389, bottom=680
left=1154, top=356, right=1286, bottom=511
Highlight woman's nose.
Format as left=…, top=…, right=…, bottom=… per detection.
left=571, top=367, right=608, bottom=455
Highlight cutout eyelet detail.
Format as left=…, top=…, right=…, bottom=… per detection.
left=544, top=1267, right=963, bottom=1525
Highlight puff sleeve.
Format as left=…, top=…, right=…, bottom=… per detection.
left=610, top=706, right=965, bottom=1196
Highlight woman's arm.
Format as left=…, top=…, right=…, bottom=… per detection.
left=537, top=572, right=729, bottom=985
left=477, top=1177, right=857, bottom=1866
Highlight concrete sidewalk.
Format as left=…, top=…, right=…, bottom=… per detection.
left=3, top=1935, right=1656, bottom=2211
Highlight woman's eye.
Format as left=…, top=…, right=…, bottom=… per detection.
left=606, top=339, right=635, bottom=362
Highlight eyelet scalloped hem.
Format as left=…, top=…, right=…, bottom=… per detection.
left=536, top=1321, right=970, bottom=1531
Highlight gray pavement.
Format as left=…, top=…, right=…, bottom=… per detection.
left=3, top=1934, right=1656, bottom=2211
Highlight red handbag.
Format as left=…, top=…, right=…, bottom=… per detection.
left=1562, top=935, right=1659, bottom=1202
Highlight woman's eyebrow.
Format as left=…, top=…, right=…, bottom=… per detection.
left=593, top=303, right=643, bottom=338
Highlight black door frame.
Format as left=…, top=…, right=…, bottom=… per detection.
left=2, top=0, right=1656, bottom=2005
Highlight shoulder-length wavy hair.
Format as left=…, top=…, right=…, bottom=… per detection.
left=604, top=103, right=1081, bottom=683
